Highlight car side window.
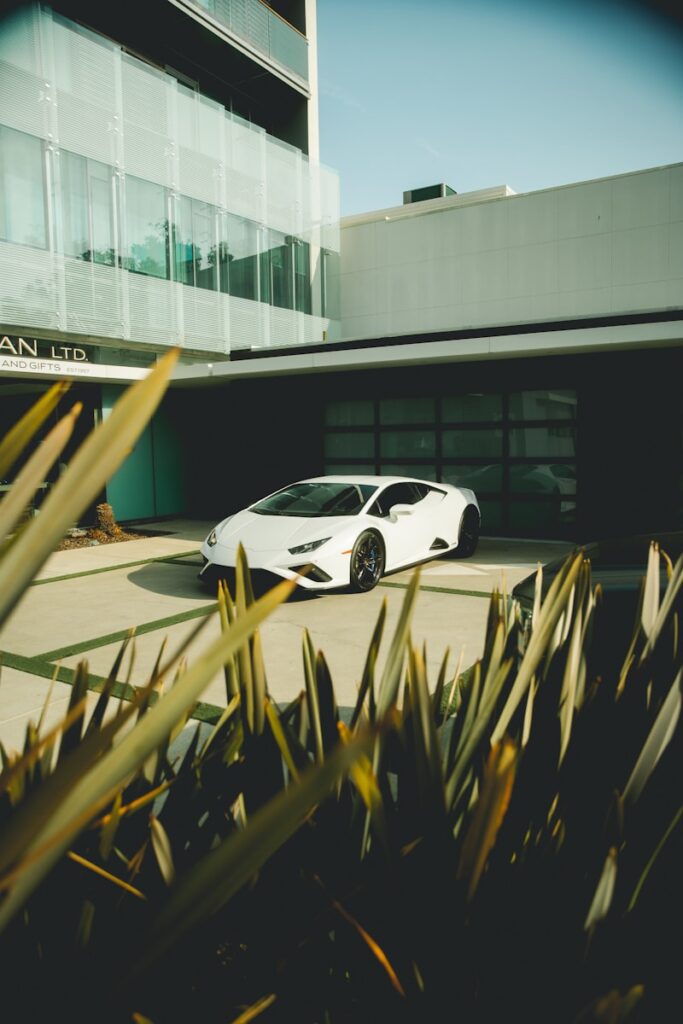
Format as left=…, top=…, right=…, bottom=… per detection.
left=368, top=482, right=424, bottom=518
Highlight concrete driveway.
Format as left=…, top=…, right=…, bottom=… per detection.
left=0, top=519, right=573, bottom=752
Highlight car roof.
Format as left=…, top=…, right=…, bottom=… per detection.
left=301, top=475, right=440, bottom=487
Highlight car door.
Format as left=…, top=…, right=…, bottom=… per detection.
left=368, top=482, right=435, bottom=569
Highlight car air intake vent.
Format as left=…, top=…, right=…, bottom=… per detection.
left=291, top=564, right=333, bottom=583
left=429, top=537, right=450, bottom=551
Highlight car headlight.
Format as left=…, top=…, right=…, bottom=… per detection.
left=206, top=529, right=218, bottom=547
left=288, top=537, right=331, bottom=555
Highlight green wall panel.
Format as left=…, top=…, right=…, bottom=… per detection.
left=102, top=384, right=155, bottom=521
left=152, top=398, right=185, bottom=516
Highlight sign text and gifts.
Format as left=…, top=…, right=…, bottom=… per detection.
left=0, top=335, right=96, bottom=377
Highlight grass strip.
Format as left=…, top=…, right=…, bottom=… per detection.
left=378, top=580, right=492, bottom=599
left=0, top=651, right=225, bottom=726
left=36, top=602, right=218, bottom=663
left=29, top=549, right=201, bottom=587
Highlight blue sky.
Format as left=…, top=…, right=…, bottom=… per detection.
left=317, top=0, right=683, bottom=216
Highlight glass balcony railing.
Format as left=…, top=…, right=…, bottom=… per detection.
left=191, top=0, right=308, bottom=85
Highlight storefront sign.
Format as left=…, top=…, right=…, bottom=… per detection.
left=0, top=335, right=147, bottom=382
left=0, top=335, right=89, bottom=362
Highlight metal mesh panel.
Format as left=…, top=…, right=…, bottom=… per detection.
left=0, top=60, right=46, bottom=140
left=269, top=305, right=301, bottom=348
left=191, top=0, right=308, bottom=84
left=0, top=5, right=40, bottom=73
left=229, top=294, right=266, bottom=350
left=0, top=6, right=339, bottom=357
left=55, top=91, right=117, bottom=166
left=51, top=17, right=117, bottom=113
left=64, top=259, right=123, bottom=338
left=127, top=274, right=179, bottom=347
left=269, top=12, right=308, bottom=82
left=0, top=243, right=59, bottom=331
left=121, top=56, right=172, bottom=185
left=266, top=141, right=301, bottom=235
left=178, top=146, right=221, bottom=207
left=246, top=0, right=270, bottom=55
left=181, top=287, right=225, bottom=353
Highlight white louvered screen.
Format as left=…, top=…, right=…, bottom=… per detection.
left=0, top=5, right=340, bottom=357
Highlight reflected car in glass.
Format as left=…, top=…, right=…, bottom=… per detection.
left=199, top=475, right=480, bottom=592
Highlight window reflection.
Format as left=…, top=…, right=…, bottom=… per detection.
left=380, top=397, right=435, bottom=424
left=442, top=394, right=502, bottom=422
left=509, top=389, right=577, bottom=420
left=218, top=213, right=259, bottom=300
left=509, top=464, right=576, bottom=495
left=325, top=400, right=374, bottom=426
left=174, top=197, right=217, bottom=290
left=324, top=433, right=374, bottom=458
left=58, top=150, right=115, bottom=265
left=442, top=464, right=503, bottom=492
left=0, top=128, right=323, bottom=313
left=509, top=426, right=576, bottom=458
left=324, top=388, right=578, bottom=536
left=124, top=176, right=169, bottom=279
left=0, top=125, right=47, bottom=248
left=442, top=429, right=503, bottom=458
left=380, top=431, right=436, bottom=458
left=509, top=499, right=576, bottom=529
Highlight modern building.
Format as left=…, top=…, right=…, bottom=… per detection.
left=0, top=0, right=340, bottom=518
left=176, top=164, right=683, bottom=540
left=1, top=2, right=682, bottom=540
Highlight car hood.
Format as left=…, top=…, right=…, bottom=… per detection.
left=216, top=510, right=352, bottom=553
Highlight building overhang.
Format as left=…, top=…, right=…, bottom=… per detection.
left=170, top=313, right=683, bottom=385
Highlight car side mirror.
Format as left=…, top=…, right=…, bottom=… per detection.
left=389, top=503, right=414, bottom=519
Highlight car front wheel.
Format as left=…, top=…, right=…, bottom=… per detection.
left=350, top=530, right=385, bottom=592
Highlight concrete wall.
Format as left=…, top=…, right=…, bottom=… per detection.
left=340, top=164, right=683, bottom=341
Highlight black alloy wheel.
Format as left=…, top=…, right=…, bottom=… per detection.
left=453, top=505, right=480, bottom=558
left=350, top=530, right=385, bottom=592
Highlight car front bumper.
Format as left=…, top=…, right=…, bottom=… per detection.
left=198, top=545, right=344, bottom=592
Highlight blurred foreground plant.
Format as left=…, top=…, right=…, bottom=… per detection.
left=0, top=378, right=680, bottom=1024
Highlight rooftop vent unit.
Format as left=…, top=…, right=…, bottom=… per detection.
left=403, top=183, right=456, bottom=205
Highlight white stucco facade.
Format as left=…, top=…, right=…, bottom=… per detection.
left=339, top=165, right=683, bottom=348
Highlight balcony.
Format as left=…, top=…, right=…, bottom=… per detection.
left=187, top=0, right=309, bottom=87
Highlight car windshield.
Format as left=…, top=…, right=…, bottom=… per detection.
left=251, top=482, right=377, bottom=518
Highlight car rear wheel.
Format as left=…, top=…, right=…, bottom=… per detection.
left=453, top=505, right=480, bottom=558
left=350, top=530, right=385, bottom=592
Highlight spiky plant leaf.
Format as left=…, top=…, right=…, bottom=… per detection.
left=558, top=604, right=584, bottom=766
left=640, top=554, right=683, bottom=662
left=0, top=402, right=82, bottom=540
left=584, top=846, right=618, bottom=931
left=0, top=574, right=296, bottom=931
left=0, top=381, right=69, bottom=479
left=376, top=570, right=421, bottom=718
left=491, top=551, right=584, bottom=744
left=457, top=738, right=517, bottom=901
left=0, top=350, right=179, bottom=629
left=641, top=541, right=660, bottom=640
left=350, top=598, right=386, bottom=729
left=264, top=698, right=300, bottom=781
left=134, top=728, right=372, bottom=971
left=622, top=668, right=681, bottom=804
left=150, top=816, right=175, bottom=885
left=303, top=629, right=323, bottom=762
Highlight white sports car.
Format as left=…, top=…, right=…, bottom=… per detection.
left=199, top=475, right=480, bottom=593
